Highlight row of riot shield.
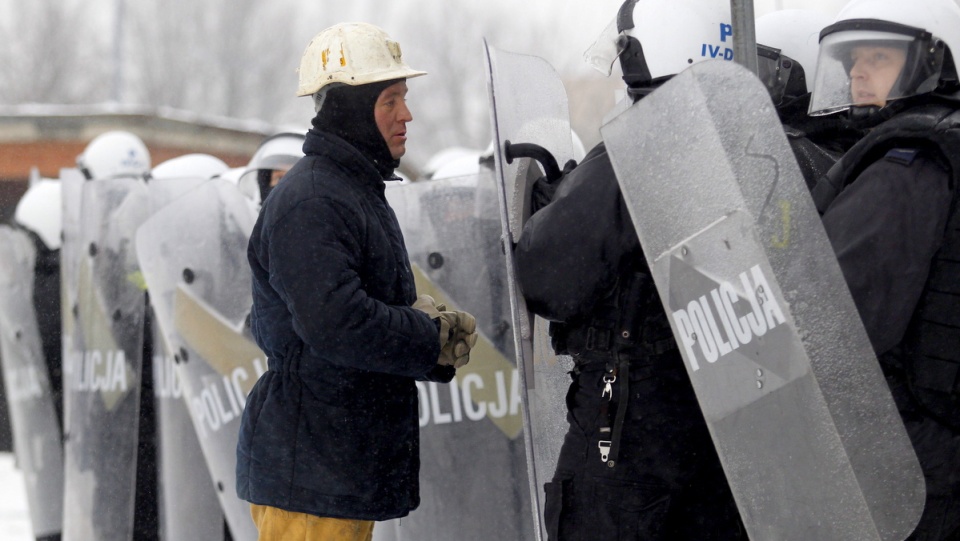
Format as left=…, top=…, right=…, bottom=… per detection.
left=58, top=167, right=231, bottom=541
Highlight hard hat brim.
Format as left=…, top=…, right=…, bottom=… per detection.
left=296, top=68, right=427, bottom=97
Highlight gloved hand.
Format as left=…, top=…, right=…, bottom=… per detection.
left=412, top=294, right=455, bottom=348
left=530, top=158, right=578, bottom=215
left=439, top=310, right=478, bottom=368
left=412, top=295, right=478, bottom=369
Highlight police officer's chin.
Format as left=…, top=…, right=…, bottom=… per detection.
left=849, top=104, right=881, bottom=122
left=847, top=100, right=906, bottom=129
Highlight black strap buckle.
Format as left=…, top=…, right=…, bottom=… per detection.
left=585, top=327, right=612, bottom=352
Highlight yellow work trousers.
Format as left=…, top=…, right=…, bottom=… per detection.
left=250, top=504, right=374, bottom=541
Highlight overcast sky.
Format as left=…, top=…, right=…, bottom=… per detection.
left=0, top=0, right=860, bottom=168
left=291, top=0, right=852, bottom=77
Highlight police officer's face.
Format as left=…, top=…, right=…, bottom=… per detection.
left=269, top=169, right=287, bottom=188
left=849, top=45, right=907, bottom=107
left=375, top=80, right=412, bottom=159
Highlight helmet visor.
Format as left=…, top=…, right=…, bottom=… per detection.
left=584, top=18, right=624, bottom=76
left=809, top=21, right=942, bottom=115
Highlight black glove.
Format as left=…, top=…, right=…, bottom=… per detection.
left=530, top=159, right=578, bottom=215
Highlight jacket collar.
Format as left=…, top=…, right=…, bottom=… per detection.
left=304, top=129, right=390, bottom=192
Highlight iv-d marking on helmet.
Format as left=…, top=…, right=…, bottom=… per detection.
left=672, top=264, right=786, bottom=372
left=701, top=23, right=735, bottom=61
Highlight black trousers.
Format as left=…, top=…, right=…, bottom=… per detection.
left=543, top=358, right=744, bottom=541
left=886, top=374, right=960, bottom=541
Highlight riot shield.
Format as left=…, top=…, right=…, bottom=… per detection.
left=143, top=174, right=226, bottom=540
left=0, top=226, right=64, bottom=538
left=62, top=176, right=150, bottom=541
left=484, top=40, right=580, bottom=541
left=136, top=179, right=259, bottom=541
left=147, top=175, right=208, bottom=214
left=60, top=167, right=85, bottom=432
left=377, top=169, right=533, bottom=540
left=601, top=60, right=924, bottom=540
left=151, top=309, right=224, bottom=541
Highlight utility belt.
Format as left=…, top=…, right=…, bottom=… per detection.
left=559, top=326, right=678, bottom=471
left=553, top=321, right=676, bottom=359
left=551, top=270, right=681, bottom=468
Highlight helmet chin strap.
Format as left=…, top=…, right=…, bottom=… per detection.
left=848, top=98, right=907, bottom=128
left=615, top=0, right=654, bottom=99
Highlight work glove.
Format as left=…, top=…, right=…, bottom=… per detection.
left=440, top=310, right=478, bottom=369
left=412, top=295, right=479, bottom=369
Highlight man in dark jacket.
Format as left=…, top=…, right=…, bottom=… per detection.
left=808, top=0, right=960, bottom=538
left=515, top=1, right=745, bottom=539
left=236, top=22, right=477, bottom=541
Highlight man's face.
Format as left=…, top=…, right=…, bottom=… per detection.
left=849, top=45, right=907, bottom=107
left=375, top=80, right=412, bottom=159
left=269, top=169, right=287, bottom=188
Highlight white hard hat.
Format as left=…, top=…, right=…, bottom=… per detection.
left=15, top=179, right=62, bottom=250
left=809, top=0, right=960, bottom=115
left=151, top=154, right=228, bottom=181
left=76, top=131, right=151, bottom=181
left=296, top=22, right=426, bottom=97
left=756, top=9, right=833, bottom=98
left=585, top=0, right=734, bottom=94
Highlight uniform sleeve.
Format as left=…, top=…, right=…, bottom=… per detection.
left=822, top=152, right=952, bottom=355
left=514, top=146, right=640, bottom=322
left=267, top=196, right=440, bottom=378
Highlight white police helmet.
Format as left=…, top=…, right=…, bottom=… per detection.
left=755, top=10, right=833, bottom=104
left=15, top=179, right=62, bottom=250
left=584, top=0, right=734, bottom=98
left=76, top=131, right=151, bottom=181
left=238, top=132, right=306, bottom=204
left=150, top=154, right=228, bottom=182
left=809, top=0, right=960, bottom=115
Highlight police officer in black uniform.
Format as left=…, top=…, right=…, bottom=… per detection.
left=808, top=0, right=960, bottom=538
left=514, top=0, right=745, bottom=539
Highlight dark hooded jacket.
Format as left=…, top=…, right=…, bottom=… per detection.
left=236, top=89, right=451, bottom=519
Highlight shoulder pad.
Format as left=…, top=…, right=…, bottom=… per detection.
left=884, top=148, right=919, bottom=166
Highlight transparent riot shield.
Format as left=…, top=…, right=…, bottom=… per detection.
left=151, top=310, right=224, bottom=541
left=143, top=174, right=225, bottom=540
left=377, top=169, right=533, bottom=541
left=60, top=168, right=85, bottom=432
left=62, top=176, right=150, bottom=541
left=0, top=226, right=64, bottom=538
left=136, top=179, right=260, bottom=541
left=484, top=40, right=580, bottom=541
left=147, top=175, right=208, bottom=214
left=601, top=60, right=924, bottom=540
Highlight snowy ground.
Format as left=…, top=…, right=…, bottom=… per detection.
left=0, top=453, right=33, bottom=540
